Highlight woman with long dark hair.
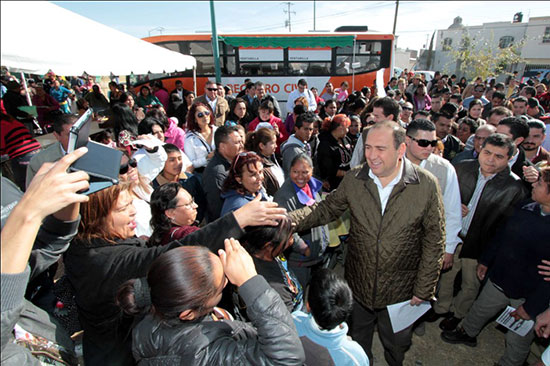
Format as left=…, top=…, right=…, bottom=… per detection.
left=240, top=215, right=304, bottom=313
left=149, top=183, right=200, bottom=246
left=112, top=103, right=139, bottom=154
left=184, top=102, right=217, bottom=174
left=225, top=97, right=251, bottom=127
left=63, top=183, right=287, bottom=365
left=116, top=240, right=305, bottom=365
left=244, top=127, right=284, bottom=196
left=136, top=85, right=161, bottom=110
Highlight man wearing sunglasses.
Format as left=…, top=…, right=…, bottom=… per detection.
left=404, top=120, right=462, bottom=329
left=399, top=102, right=413, bottom=125
left=195, top=80, right=229, bottom=126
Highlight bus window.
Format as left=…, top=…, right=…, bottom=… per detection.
left=289, top=62, right=331, bottom=76
left=222, top=56, right=236, bottom=75
left=158, top=42, right=180, bottom=53
left=335, top=55, right=381, bottom=75
left=195, top=56, right=215, bottom=75
left=239, top=62, right=284, bottom=76
left=189, top=41, right=212, bottom=55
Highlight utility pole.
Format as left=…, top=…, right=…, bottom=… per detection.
left=282, top=2, right=295, bottom=32
left=209, top=0, right=221, bottom=83
left=391, top=0, right=399, bottom=77
left=392, top=0, right=399, bottom=35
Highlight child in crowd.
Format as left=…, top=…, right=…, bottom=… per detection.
left=293, top=269, right=369, bottom=366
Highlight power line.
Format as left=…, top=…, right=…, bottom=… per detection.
left=236, top=1, right=393, bottom=33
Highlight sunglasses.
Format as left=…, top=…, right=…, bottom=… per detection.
left=408, top=135, right=438, bottom=147
left=119, top=158, right=137, bottom=174
left=196, top=110, right=211, bottom=118
left=402, top=106, right=413, bottom=111
left=207, top=88, right=218, bottom=91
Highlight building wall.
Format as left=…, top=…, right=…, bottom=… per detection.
left=395, top=48, right=416, bottom=71
left=432, top=16, right=550, bottom=77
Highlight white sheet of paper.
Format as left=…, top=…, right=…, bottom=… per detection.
left=387, top=300, right=431, bottom=333
left=496, top=306, right=534, bottom=337
left=376, top=68, right=387, bottom=98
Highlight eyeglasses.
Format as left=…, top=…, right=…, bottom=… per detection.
left=402, top=106, right=413, bottom=111
left=207, top=88, right=218, bottom=91
left=175, top=198, right=196, bottom=210
left=119, top=158, right=137, bottom=174
left=196, top=110, right=211, bottom=118
left=408, top=135, right=438, bottom=147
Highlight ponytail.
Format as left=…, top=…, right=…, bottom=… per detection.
left=116, top=278, right=152, bottom=316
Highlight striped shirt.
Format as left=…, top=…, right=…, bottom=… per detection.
left=460, top=168, right=496, bottom=237
left=1, top=119, right=41, bottom=159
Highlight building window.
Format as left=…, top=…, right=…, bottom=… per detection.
left=499, top=36, right=514, bottom=48
left=544, top=27, right=550, bottom=43
left=442, top=38, right=452, bottom=51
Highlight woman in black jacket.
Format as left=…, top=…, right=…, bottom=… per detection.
left=117, top=240, right=305, bottom=365
left=64, top=183, right=287, bottom=365
left=316, top=114, right=353, bottom=191
left=240, top=215, right=306, bottom=313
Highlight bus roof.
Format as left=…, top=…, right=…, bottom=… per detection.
left=143, top=32, right=394, bottom=43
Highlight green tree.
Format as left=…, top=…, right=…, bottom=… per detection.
left=447, top=33, right=524, bottom=81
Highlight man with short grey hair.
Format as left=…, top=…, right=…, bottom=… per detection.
left=290, top=121, right=445, bottom=365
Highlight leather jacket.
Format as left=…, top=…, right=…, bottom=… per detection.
left=454, top=159, right=527, bottom=260
left=131, top=275, right=305, bottom=365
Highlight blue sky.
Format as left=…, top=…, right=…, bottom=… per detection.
left=53, top=1, right=550, bottom=50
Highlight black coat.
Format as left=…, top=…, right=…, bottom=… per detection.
left=131, top=275, right=305, bottom=365
left=510, top=147, right=536, bottom=192
left=316, top=131, right=352, bottom=191
left=203, top=151, right=231, bottom=222
left=64, top=213, right=244, bottom=366
left=480, top=201, right=550, bottom=319
left=454, top=159, right=527, bottom=260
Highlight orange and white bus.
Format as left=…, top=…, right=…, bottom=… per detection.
left=139, top=32, right=394, bottom=114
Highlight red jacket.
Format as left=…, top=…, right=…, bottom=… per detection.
left=248, top=115, right=289, bottom=154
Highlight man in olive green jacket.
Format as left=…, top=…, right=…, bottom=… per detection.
left=290, top=121, right=445, bottom=366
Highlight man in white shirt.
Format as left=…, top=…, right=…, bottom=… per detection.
left=405, top=119, right=462, bottom=270
left=290, top=121, right=445, bottom=365
left=286, top=79, right=317, bottom=113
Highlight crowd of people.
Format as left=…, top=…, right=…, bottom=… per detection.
left=1, top=68, right=550, bottom=366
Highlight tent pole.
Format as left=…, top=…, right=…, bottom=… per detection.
left=352, top=36, right=356, bottom=91
left=193, top=67, right=197, bottom=96
left=20, top=72, right=42, bottom=134
left=210, top=0, right=222, bottom=83
left=20, top=72, right=32, bottom=106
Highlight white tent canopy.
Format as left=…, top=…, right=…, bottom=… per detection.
left=0, top=1, right=196, bottom=76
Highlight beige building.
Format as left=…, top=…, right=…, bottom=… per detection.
left=432, top=14, right=550, bottom=79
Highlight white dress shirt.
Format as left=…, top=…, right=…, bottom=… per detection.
left=368, top=160, right=404, bottom=215
left=420, top=157, right=462, bottom=254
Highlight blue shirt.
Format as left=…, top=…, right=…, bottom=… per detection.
left=293, top=311, right=369, bottom=366
left=49, top=86, right=72, bottom=103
